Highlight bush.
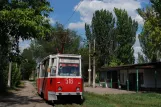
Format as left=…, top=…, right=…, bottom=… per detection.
left=0, top=57, right=8, bottom=92
left=11, top=63, right=22, bottom=87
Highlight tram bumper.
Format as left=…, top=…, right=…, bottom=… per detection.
left=48, top=91, right=83, bottom=101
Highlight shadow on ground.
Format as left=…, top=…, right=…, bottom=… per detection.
left=46, top=97, right=86, bottom=106
left=0, top=89, right=85, bottom=107
left=0, top=84, right=45, bottom=107
left=0, top=94, right=45, bottom=107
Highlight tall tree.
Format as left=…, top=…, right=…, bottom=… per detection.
left=85, top=23, right=92, bottom=43
left=137, top=6, right=161, bottom=62
left=0, top=0, right=53, bottom=91
left=91, top=9, right=115, bottom=67
left=114, top=8, right=138, bottom=65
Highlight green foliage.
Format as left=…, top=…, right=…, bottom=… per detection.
left=31, top=22, right=81, bottom=61
left=85, top=23, right=92, bottom=42
left=114, top=8, right=138, bottom=65
left=150, top=0, right=161, bottom=16
left=11, top=63, right=21, bottom=87
left=91, top=9, right=115, bottom=67
left=0, top=0, right=53, bottom=91
left=21, top=48, right=36, bottom=80
left=77, top=47, right=89, bottom=81
left=108, top=57, right=123, bottom=67
left=86, top=8, right=138, bottom=68
left=0, top=64, right=8, bottom=92
left=137, top=6, right=161, bottom=62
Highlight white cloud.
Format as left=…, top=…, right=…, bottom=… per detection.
left=68, top=22, right=85, bottom=29
left=44, top=17, right=55, bottom=24
left=69, top=0, right=144, bottom=29
left=133, top=34, right=142, bottom=63
left=134, top=14, right=144, bottom=25
left=48, top=17, right=55, bottom=24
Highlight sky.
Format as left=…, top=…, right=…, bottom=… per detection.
left=19, top=0, right=150, bottom=63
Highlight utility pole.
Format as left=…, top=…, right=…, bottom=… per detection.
left=88, top=41, right=91, bottom=87
left=8, top=61, right=12, bottom=87
left=93, top=39, right=96, bottom=88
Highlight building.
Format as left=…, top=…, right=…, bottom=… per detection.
left=99, top=62, right=161, bottom=92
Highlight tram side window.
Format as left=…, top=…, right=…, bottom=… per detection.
left=37, top=66, right=40, bottom=78
left=44, top=60, right=49, bottom=77
left=51, top=58, right=56, bottom=76
left=41, top=64, right=45, bottom=77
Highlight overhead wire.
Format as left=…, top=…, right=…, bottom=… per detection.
left=64, top=0, right=84, bottom=27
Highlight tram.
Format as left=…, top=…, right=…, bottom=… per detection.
left=36, top=54, right=83, bottom=102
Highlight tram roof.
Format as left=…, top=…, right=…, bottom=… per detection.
left=39, top=54, right=81, bottom=63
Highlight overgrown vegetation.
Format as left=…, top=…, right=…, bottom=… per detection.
left=11, top=63, right=21, bottom=87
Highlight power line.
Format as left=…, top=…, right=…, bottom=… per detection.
left=64, top=0, right=84, bottom=27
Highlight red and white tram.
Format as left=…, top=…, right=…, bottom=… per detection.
left=36, top=54, right=83, bottom=102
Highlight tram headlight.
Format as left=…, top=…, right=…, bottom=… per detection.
left=58, top=87, right=62, bottom=91
left=76, top=87, right=80, bottom=91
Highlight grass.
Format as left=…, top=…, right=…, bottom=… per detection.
left=29, top=81, right=161, bottom=107
left=55, top=92, right=161, bottom=107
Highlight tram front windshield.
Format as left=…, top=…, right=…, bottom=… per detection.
left=58, top=63, right=80, bottom=76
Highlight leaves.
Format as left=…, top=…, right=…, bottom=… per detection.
left=86, top=8, right=138, bottom=68
left=114, top=8, right=138, bottom=65
left=28, top=22, right=81, bottom=61
left=21, top=48, right=36, bottom=80
left=91, top=9, right=115, bottom=67
left=0, top=0, right=53, bottom=91
left=137, top=6, right=161, bottom=62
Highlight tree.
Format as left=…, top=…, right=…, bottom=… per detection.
left=114, top=8, right=138, bottom=65
left=31, top=22, right=81, bottom=61
left=137, top=6, right=161, bottom=62
left=91, top=9, right=115, bottom=67
left=85, top=23, right=92, bottom=43
left=150, top=0, right=161, bottom=16
left=11, top=63, right=21, bottom=87
left=77, top=47, right=89, bottom=81
left=0, top=0, right=53, bottom=91
left=89, top=8, right=138, bottom=68
left=21, top=48, right=36, bottom=80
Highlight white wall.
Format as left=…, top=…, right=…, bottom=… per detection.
left=143, top=69, right=161, bottom=88
left=120, top=69, right=144, bottom=85
left=102, top=69, right=161, bottom=88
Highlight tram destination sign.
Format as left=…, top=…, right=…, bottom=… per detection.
left=59, top=58, right=79, bottom=63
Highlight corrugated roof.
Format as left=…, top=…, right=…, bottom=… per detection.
left=100, top=62, right=161, bottom=71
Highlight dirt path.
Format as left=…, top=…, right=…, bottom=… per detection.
left=0, top=81, right=53, bottom=107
